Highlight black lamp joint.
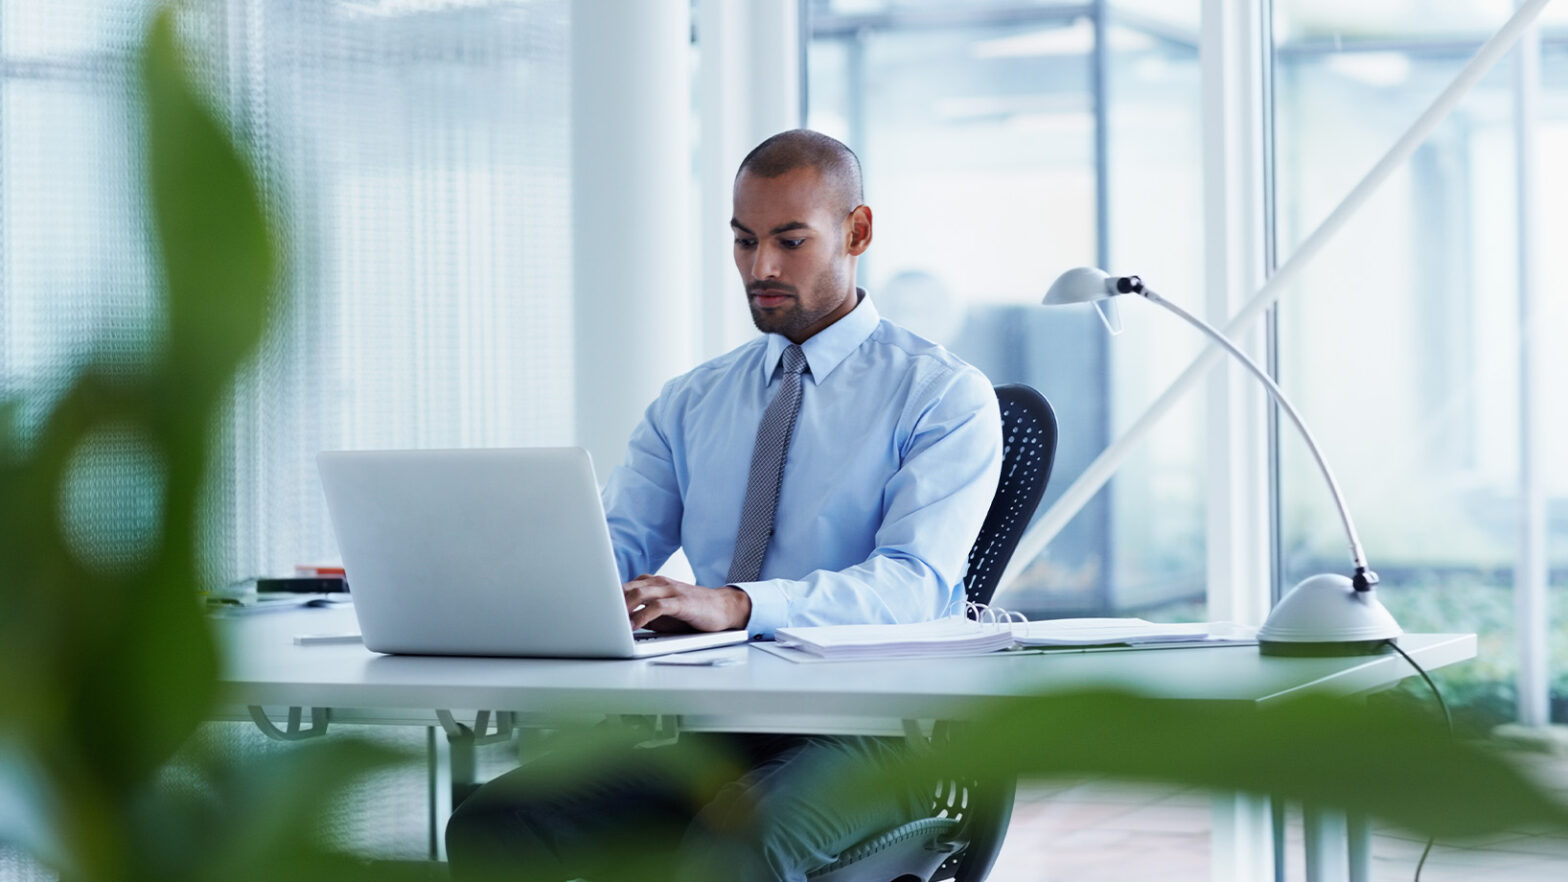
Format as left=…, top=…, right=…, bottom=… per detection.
left=1351, top=567, right=1379, bottom=592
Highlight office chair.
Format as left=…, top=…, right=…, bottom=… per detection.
left=808, top=384, right=1058, bottom=882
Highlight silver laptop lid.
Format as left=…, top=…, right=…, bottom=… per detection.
left=318, top=447, right=642, bottom=657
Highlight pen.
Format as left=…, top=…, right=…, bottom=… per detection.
left=292, top=633, right=363, bottom=646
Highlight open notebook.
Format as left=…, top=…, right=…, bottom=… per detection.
left=769, top=604, right=1257, bottom=661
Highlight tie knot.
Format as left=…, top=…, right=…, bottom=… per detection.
left=781, top=345, right=807, bottom=376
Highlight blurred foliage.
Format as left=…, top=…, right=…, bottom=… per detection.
left=929, top=690, right=1568, bottom=840
left=0, top=9, right=407, bottom=881
left=458, top=689, right=1568, bottom=881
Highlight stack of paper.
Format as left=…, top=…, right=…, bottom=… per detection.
left=768, top=617, right=1257, bottom=662
left=775, top=617, right=1015, bottom=660
left=1010, top=617, right=1221, bottom=646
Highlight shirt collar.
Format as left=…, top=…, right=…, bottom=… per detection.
left=760, top=288, right=879, bottom=386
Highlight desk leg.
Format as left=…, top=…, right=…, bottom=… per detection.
left=1211, top=791, right=1272, bottom=882
left=1304, top=803, right=1349, bottom=882
left=1348, top=812, right=1371, bottom=882
left=446, top=723, right=479, bottom=809
left=1273, top=800, right=1288, bottom=882
left=430, top=726, right=454, bottom=861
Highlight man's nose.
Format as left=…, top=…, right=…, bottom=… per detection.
left=751, top=245, right=781, bottom=280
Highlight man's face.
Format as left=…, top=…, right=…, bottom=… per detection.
left=731, top=167, right=869, bottom=344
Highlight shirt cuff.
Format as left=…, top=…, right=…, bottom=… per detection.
left=731, top=579, right=789, bottom=639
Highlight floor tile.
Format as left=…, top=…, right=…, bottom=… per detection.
left=985, top=772, right=1568, bottom=882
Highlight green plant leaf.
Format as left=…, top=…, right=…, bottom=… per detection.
left=0, top=7, right=284, bottom=879
left=839, top=690, right=1568, bottom=841
left=142, top=10, right=277, bottom=414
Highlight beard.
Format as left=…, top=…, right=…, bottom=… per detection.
left=747, top=284, right=804, bottom=337
left=746, top=266, right=847, bottom=340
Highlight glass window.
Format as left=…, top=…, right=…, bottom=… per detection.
left=806, top=1, right=1207, bottom=619
left=1272, top=3, right=1568, bottom=725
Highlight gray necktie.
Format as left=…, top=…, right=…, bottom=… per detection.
left=727, top=344, right=809, bottom=584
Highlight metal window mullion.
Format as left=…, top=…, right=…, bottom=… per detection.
left=1261, top=0, right=1284, bottom=612
left=1261, top=0, right=1287, bottom=869
left=1092, top=0, right=1109, bottom=272
left=1514, top=1, right=1549, bottom=729
left=797, top=0, right=810, bottom=126
left=1199, top=0, right=1271, bottom=628
left=1090, top=0, right=1115, bottom=607
left=809, top=3, right=1094, bottom=39
left=1201, top=4, right=1276, bottom=881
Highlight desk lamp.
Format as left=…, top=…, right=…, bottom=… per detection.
left=1043, top=267, right=1401, bottom=655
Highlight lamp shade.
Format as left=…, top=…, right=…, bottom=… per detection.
left=1042, top=267, right=1116, bottom=305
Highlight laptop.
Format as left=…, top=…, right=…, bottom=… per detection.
left=317, top=447, right=749, bottom=658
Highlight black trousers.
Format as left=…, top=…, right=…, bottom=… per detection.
left=444, top=730, right=928, bottom=882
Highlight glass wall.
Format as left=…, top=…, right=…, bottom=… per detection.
left=807, top=2, right=1568, bottom=727
left=1272, top=3, right=1568, bottom=725
left=805, top=0, right=1207, bottom=618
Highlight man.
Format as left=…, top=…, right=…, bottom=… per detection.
left=446, top=130, right=1002, bottom=882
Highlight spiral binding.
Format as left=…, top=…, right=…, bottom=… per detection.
left=942, top=599, right=1026, bottom=629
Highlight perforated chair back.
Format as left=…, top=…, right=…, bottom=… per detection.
left=962, top=385, right=1057, bottom=607
left=808, top=385, right=1058, bottom=882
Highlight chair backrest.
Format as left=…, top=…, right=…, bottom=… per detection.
left=962, top=384, right=1058, bottom=607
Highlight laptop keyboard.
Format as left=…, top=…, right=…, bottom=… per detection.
left=634, top=630, right=713, bottom=643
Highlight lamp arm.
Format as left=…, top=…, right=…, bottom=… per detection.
left=1134, top=284, right=1375, bottom=589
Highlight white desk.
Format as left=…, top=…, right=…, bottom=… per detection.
left=212, top=606, right=1476, bottom=882
left=215, top=606, right=1473, bottom=725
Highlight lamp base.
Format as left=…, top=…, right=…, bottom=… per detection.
left=1258, top=638, right=1396, bottom=658
left=1257, top=572, right=1403, bottom=650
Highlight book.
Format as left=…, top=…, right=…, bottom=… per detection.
left=204, top=593, right=346, bottom=615
left=770, top=604, right=1256, bottom=661
left=256, top=575, right=348, bottom=594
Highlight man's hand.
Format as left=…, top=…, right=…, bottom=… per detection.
left=623, top=574, right=752, bottom=633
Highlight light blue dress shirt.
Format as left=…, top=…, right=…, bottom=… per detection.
left=602, top=293, right=1003, bottom=638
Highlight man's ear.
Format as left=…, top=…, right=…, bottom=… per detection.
left=846, top=204, right=873, bottom=256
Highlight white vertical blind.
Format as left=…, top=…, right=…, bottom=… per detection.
left=213, top=0, right=574, bottom=583
left=0, top=1, right=159, bottom=426
left=1, top=0, right=575, bottom=586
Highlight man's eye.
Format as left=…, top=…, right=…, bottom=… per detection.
left=781, top=238, right=805, bottom=249
left=735, top=238, right=756, bottom=248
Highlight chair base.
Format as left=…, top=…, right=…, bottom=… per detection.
left=807, top=817, right=963, bottom=882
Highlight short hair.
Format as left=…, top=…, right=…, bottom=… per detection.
left=736, top=129, right=863, bottom=216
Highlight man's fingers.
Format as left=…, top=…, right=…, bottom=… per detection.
left=629, top=596, right=674, bottom=630
left=621, top=576, right=741, bottom=632
left=624, top=575, right=675, bottom=597
left=623, top=577, right=671, bottom=610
